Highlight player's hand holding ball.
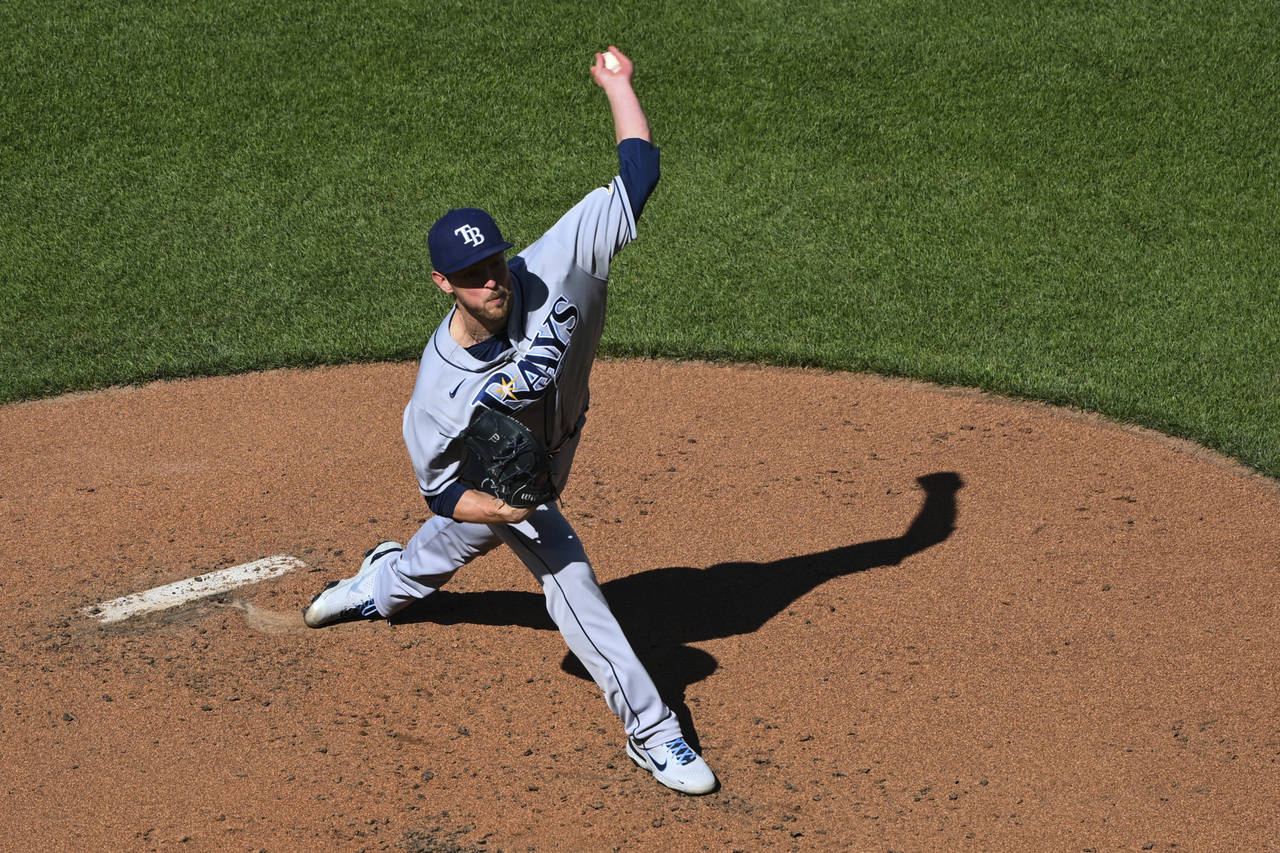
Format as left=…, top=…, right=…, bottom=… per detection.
left=592, top=46, right=632, bottom=87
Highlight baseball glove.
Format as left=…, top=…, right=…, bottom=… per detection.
left=462, top=406, right=559, bottom=508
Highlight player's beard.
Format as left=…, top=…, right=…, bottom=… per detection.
left=458, top=286, right=512, bottom=339
left=476, top=287, right=511, bottom=324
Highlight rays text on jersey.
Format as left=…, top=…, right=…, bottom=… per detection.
left=475, top=296, right=580, bottom=411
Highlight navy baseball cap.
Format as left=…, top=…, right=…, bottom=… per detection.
left=428, top=208, right=514, bottom=275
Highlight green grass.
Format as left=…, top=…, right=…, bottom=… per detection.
left=2, top=0, right=1277, bottom=478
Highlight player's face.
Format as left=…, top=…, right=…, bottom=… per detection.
left=435, top=252, right=512, bottom=326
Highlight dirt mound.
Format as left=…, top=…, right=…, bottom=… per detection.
left=1, top=360, right=1276, bottom=851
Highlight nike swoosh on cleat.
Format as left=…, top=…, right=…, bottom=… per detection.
left=652, top=755, right=667, bottom=771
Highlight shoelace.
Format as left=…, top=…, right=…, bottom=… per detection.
left=665, top=738, right=698, bottom=766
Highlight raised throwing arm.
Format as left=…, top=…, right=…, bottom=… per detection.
left=591, top=46, right=651, bottom=144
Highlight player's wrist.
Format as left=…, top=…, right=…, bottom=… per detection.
left=490, top=494, right=519, bottom=522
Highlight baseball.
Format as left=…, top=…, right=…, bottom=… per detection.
left=603, top=51, right=620, bottom=72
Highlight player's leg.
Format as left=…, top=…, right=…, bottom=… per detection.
left=303, top=515, right=500, bottom=627
left=494, top=505, right=718, bottom=794
left=371, top=515, right=502, bottom=617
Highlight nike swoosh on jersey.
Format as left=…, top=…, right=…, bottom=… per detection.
left=448, top=380, right=464, bottom=398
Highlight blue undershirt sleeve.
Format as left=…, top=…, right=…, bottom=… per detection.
left=427, top=480, right=469, bottom=519
left=617, top=138, right=660, bottom=220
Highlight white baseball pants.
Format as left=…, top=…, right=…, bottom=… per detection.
left=370, top=505, right=681, bottom=748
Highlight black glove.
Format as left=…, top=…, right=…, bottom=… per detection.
left=462, top=407, right=560, bottom=508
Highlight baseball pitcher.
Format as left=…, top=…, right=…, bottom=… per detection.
left=303, top=46, right=717, bottom=795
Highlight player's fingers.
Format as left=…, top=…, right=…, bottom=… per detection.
left=597, top=49, right=626, bottom=76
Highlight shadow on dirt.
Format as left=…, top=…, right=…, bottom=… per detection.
left=397, top=471, right=963, bottom=747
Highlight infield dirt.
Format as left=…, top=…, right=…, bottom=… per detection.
left=2, top=359, right=1277, bottom=851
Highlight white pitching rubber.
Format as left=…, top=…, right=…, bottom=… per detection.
left=82, top=555, right=304, bottom=624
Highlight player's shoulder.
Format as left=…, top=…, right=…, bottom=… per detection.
left=407, top=367, right=473, bottom=436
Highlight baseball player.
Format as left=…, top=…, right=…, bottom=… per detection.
left=303, top=46, right=717, bottom=796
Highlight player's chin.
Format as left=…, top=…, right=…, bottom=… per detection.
left=484, top=295, right=511, bottom=320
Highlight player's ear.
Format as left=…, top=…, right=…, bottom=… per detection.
left=431, top=270, right=454, bottom=295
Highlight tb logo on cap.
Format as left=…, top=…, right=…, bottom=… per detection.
left=429, top=208, right=512, bottom=274
left=454, top=224, right=485, bottom=247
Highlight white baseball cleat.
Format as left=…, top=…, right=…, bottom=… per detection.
left=301, top=541, right=403, bottom=628
left=626, top=736, right=718, bottom=795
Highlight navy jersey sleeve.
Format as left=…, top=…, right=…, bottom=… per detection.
left=617, top=138, right=660, bottom=220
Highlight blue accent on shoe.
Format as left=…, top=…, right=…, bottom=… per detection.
left=363, top=543, right=403, bottom=566
left=629, top=737, right=665, bottom=770
left=665, top=738, right=698, bottom=766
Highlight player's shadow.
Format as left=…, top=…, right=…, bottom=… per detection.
left=398, top=471, right=963, bottom=747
